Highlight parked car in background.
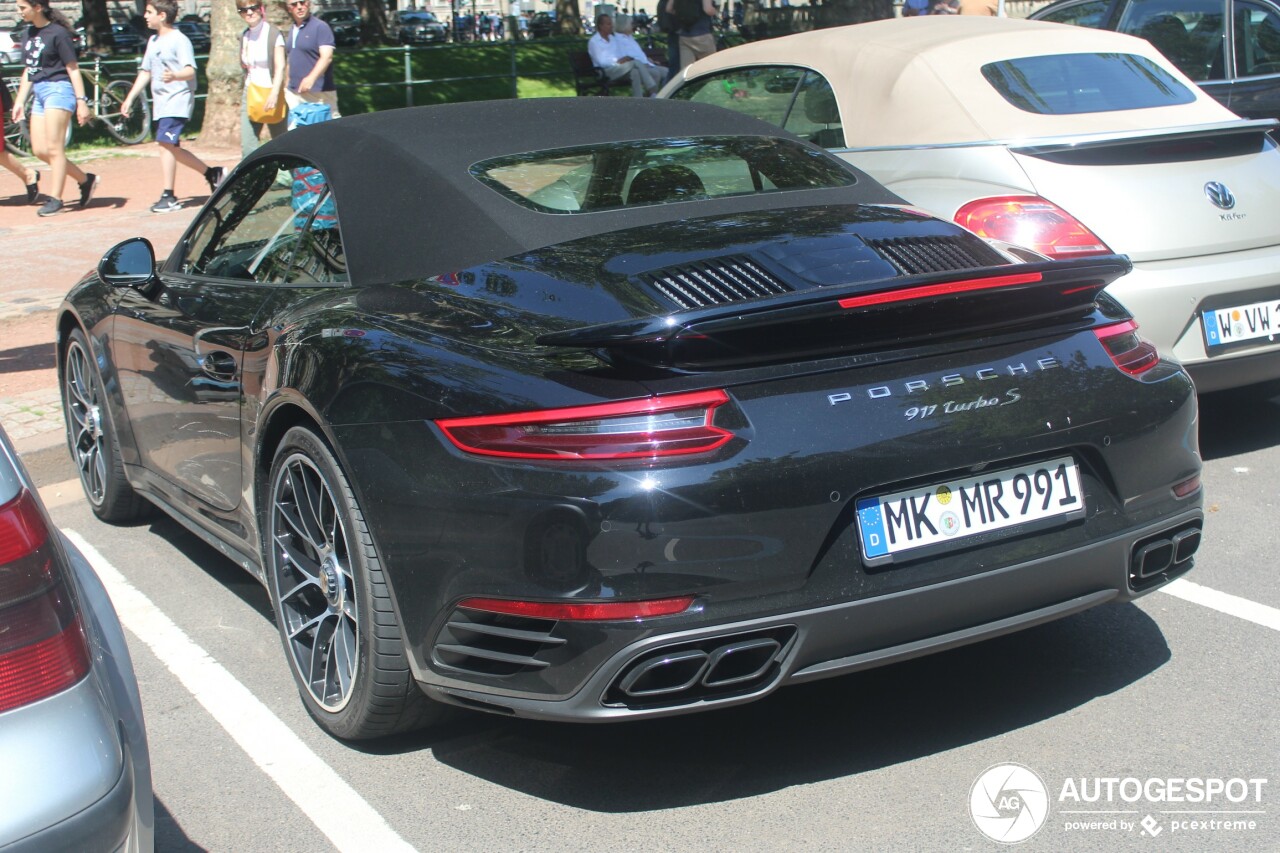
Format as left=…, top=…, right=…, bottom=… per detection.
left=59, top=98, right=1201, bottom=739
left=528, top=10, right=557, bottom=36
left=1031, top=0, right=1280, bottom=122
left=0, top=425, right=153, bottom=851
left=176, top=20, right=209, bottom=53
left=1, top=24, right=23, bottom=64
left=109, top=22, right=145, bottom=54
left=319, top=8, right=361, bottom=47
left=392, top=9, right=447, bottom=43
left=664, top=17, right=1280, bottom=392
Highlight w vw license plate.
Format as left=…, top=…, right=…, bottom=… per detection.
left=857, top=457, right=1084, bottom=563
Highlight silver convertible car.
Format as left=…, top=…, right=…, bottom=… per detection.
left=663, top=17, right=1280, bottom=392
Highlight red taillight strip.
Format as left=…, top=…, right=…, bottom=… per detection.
left=1094, top=320, right=1160, bottom=376
left=439, top=389, right=729, bottom=429
left=458, top=596, right=696, bottom=621
left=436, top=389, right=733, bottom=460
left=1093, top=320, right=1138, bottom=337
left=837, top=272, right=1043, bottom=310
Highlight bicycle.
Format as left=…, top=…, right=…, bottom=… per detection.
left=80, top=55, right=151, bottom=145
left=3, top=55, right=149, bottom=155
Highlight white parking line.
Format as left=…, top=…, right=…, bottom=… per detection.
left=63, top=530, right=418, bottom=853
left=1160, top=578, right=1280, bottom=632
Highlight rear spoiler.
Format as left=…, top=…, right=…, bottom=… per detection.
left=537, top=256, right=1133, bottom=370
left=1009, top=118, right=1278, bottom=157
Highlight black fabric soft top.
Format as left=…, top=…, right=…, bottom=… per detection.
left=246, top=98, right=901, bottom=285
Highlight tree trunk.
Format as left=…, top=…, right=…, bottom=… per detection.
left=79, top=0, right=111, bottom=53
left=555, top=0, right=583, bottom=35
left=359, top=0, right=390, bottom=42
left=201, top=0, right=249, bottom=147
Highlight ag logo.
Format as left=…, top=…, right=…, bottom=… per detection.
left=970, top=763, right=1049, bottom=844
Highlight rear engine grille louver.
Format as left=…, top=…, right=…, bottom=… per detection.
left=644, top=256, right=792, bottom=309
left=869, top=236, right=1008, bottom=276
left=434, top=605, right=566, bottom=677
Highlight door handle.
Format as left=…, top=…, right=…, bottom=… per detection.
left=200, top=351, right=238, bottom=381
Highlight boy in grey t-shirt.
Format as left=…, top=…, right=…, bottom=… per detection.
left=120, top=0, right=224, bottom=212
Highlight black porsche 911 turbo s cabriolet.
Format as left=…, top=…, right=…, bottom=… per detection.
left=57, top=99, right=1203, bottom=739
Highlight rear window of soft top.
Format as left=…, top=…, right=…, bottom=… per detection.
left=982, top=52, right=1197, bottom=114
left=472, top=135, right=854, bottom=214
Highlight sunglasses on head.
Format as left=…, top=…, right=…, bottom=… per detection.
left=236, top=4, right=261, bottom=13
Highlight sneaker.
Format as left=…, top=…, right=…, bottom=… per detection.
left=150, top=193, right=182, bottom=213
left=25, top=171, right=39, bottom=204
left=78, top=173, right=98, bottom=208
left=205, top=166, right=225, bottom=193
left=37, top=198, right=64, bottom=217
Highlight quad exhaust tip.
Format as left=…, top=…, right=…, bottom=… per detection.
left=1131, top=522, right=1201, bottom=587
left=608, top=629, right=795, bottom=707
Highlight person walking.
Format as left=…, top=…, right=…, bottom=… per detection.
left=9, top=0, right=96, bottom=217
left=588, top=13, right=663, bottom=98
left=120, top=0, right=224, bottom=213
left=284, top=0, right=340, bottom=122
left=0, top=72, right=39, bottom=203
left=238, top=0, right=287, bottom=154
left=666, top=0, right=718, bottom=70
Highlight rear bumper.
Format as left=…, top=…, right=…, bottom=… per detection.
left=420, top=507, right=1202, bottom=722
left=1109, top=246, right=1280, bottom=390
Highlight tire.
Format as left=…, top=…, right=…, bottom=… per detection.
left=62, top=328, right=150, bottom=522
left=265, top=426, right=446, bottom=740
left=100, top=79, right=149, bottom=144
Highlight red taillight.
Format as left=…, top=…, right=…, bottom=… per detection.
left=1173, top=475, right=1201, bottom=498
left=1094, top=320, right=1161, bottom=376
left=458, top=596, right=696, bottom=621
left=954, top=196, right=1112, bottom=259
left=0, top=490, right=91, bottom=714
left=436, top=390, right=733, bottom=460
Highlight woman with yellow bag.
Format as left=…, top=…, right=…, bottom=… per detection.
left=239, top=0, right=287, bottom=155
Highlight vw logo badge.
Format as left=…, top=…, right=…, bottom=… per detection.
left=1204, top=181, right=1236, bottom=210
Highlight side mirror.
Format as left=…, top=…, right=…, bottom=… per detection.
left=98, top=237, right=157, bottom=289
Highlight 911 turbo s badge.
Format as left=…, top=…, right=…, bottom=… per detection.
left=827, top=357, right=1061, bottom=405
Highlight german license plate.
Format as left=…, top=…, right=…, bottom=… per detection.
left=857, top=457, right=1084, bottom=562
left=1202, top=299, right=1280, bottom=349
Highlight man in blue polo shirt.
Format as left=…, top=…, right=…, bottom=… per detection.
left=284, top=0, right=339, bottom=121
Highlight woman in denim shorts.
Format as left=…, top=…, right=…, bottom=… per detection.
left=10, top=0, right=97, bottom=216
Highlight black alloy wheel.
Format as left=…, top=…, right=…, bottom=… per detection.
left=266, top=426, right=444, bottom=739
left=62, top=328, right=149, bottom=522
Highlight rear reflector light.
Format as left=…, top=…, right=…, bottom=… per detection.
left=954, top=196, right=1111, bottom=259
left=458, top=596, right=696, bottom=621
left=838, top=272, right=1043, bottom=310
left=437, top=390, right=733, bottom=460
left=1173, top=475, right=1201, bottom=498
left=0, top=490, right=90, bottom=713
left=1094, top=320, right=1160, bottom=376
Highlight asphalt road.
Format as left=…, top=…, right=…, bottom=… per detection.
left=26, top=381, right=1280, bottom=853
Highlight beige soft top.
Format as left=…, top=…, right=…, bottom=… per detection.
left=679, top=17, right=1239, bottom=146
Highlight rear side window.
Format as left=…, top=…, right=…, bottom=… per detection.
left=669, top=67, right=845, bottom=148
left=1235, top=0, right=1280, bottom=77
left=982, top=52, right=1197, bottom=113
left=1116, top=0, right=1228, bottom=80
left=1036, top=0, right=1110, bottom=27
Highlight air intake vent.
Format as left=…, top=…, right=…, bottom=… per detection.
left=644, top=256, right=792, bottom=309
left=433, top=605, right=566, bottom=677
left=869, top=236, right=1007, bottom=275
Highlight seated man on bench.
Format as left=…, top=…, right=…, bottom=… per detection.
left=587, top=13, right=664, bottom=97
